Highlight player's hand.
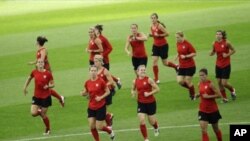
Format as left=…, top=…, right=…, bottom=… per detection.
left=144, top=92, right=150, bottom=97
left=95, top=96, right=102, bottom=102
left=131, top=90, right=136, bottom=98
left=180, top=55, right=186, bottom=59
left=222, top=53, right=228, bottom=58
left=23, top=89, right=28, bottom=96
left=127, top=51, right=131, bottom=56
left=43, top=85, right=49, bottom=90
left=202, top=94, right=209, bottom=98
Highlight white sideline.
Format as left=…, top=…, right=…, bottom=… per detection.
left=11, top=121, right=250, bottom=141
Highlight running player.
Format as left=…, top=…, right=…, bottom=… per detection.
left=86, top=27, right=103, bottom=65
left=23, top=59, right=54, bottom=135
left=125, top=24, right=148, bottom=75
left=210, top=30, right=236, bottom=103
left=94, top=24, right=122, bottom=89
left=132, top=65, right=160, bottom=141
left=196, top=68, right=223, bottom=141
left=94, top=55, right=116, bottom=129
left=81, top=65, right=115, bottom=141
left=175, top=31, right=196, bottom=100
left=148, top=13, right=178, bottom=83
left=28, top=36, right=65, bottom=107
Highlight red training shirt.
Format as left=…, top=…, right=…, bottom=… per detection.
left=99, top=35, right=113, bottom=64
left=88, top=39, right=101, bottom=62
left=129, top=34, right=147, bottom=58
left=213, top=39, right=231, bottom=68
left=151, top=24, right=167, bottom=46
left=84, top=77, right=107, bottom=110
left=30, top=69, right=53, bottom=99
left=36, top=48, right=50, bottom=70
left=199, top=80, right=219, bottom=113
left=177, top=40, right=196, bottom=68
left=135, top=76, right=155, bottom=103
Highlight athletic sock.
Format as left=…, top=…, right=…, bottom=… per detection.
left=91, top=128, right=99, bottom=141
left=42, top=116, right=50, bottom=130
left=153, top=66, right=159, bottom=81
left=50, top=89, right=61, bottom=100
left=112, top=75, right=118, bottom=82
left=226, top=86, right=234, bottom=93
left=189, top=85, right=195, bottom=97
left=105, top=113, right=112, bottom=126
left=220, top=89, right=227, bottom=99
left=167, top=61, right=178, bottom=69
left=202, top=132, right=209, bottom=141
left=153, top=121, right=158, bottom=129
left=215, top=130, right=222, bottom=141
left=140, top=124, right=148, bottom=140
left=101, top=126, right=112, bottom=134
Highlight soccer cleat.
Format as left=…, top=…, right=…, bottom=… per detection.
left=110, top=130, right=115, bottom=140
left=144, top=139, right=149, bottom=141
left=154, top=128, right=159, bottom=136
left=221, top=98, right=229, bottom=103
left=231, top=88, right=236, bottom=100
left=43, top=129, right=50, bottom=135
left=190, top=95, right=196, bottom=101
left=116, top=78, right=122, bottom=89
left=59, top=96, right=65, bottom=107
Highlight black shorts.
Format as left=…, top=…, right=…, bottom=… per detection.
left=151, top=44, right=169, bottom=59
left=88, top=105, right=106, bottom=121
left=216, top=65, right=231, bottom=79
left=178, top=67, right=196, bottom=76
left=32, top=96, right=52, bottom=108
left=106, top=89, right=115, bottom=106
left=137, top=101, right=156, bottom=115
left=132, top=57, right=148, bottom=70
left=198, top=111, right=222, bottom=124
left=103, top=63, right=110, bottom=70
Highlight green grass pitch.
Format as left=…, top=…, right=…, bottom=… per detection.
left=1, top=0, right=250, bottom=141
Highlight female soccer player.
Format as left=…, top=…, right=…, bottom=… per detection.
left=86, top=27, right=103, bottom=65
left=94, top=24, right=122, bottom=89
left=125, top=24, right=148, bottom=75
left=175, top=31, right=196, bottom=100
left=23, top=59, right=54, bottom=135
left=197, top=68, right=223, bottom=141
left=28, top=36, right=64, bottom=107
left=148, top=13, right=178, bottom=83
left=210, top=30, right=236, bottom=103
left=94, top=55, right=116, bottom=129
left=81, top=65, right=115, bottom=141
left=131, top=65, right=160, bottom=141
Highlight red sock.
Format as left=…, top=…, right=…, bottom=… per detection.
left=42, top=116, right=50, bottom=130
left=91, top=128, right=99, bottom=141
left=105, top=113, right=112, bottom=126
left=140, top=124, right=148, bottom=140
left=215, top=130, right=222, bottom=141
left=220, top=89, right=227, bottom=99
left=112, top=75, right=118, bottom=82
left=101, top=126, right=111, bottom=134
left=50, top=89, right=61, bottom=100
left=167, top=61, right=178, bottom=69
left=181, top=82, right=189, bottom=89
left=153, top=121, right=158, bottom=129
left=189, top=85, right=195, bottom=97
left=226, top=86, right=234, bottom=93
left=153, top=66, right=159, bottom=81
left=202, top=132, right=209, bottom=141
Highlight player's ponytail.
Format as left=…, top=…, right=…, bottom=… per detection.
left=37, top=36, right=48, bottom=46
left=95, top=24, right=103, bottom=34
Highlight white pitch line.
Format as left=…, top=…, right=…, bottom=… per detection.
left=10, top=121, right=250, bottom=141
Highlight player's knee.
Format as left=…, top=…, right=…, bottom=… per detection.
left=31, top=111, right=39, bottom=117
left=178, top=80, right=185, bottom=85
